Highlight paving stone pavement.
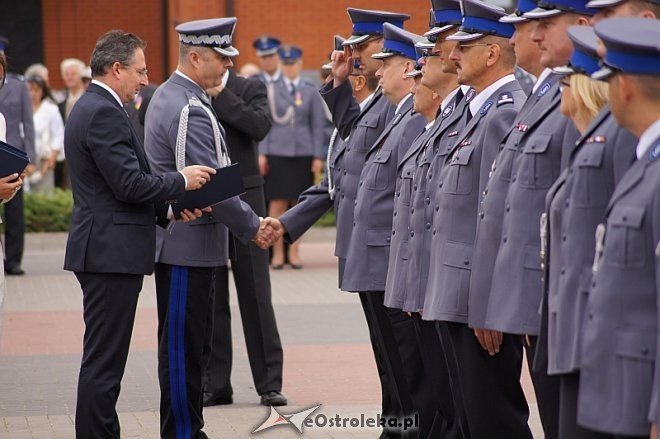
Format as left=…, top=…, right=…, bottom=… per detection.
left=0, top=230, right=543, bottom=438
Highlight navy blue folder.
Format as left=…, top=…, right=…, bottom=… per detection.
left=0, top=140, right=30, bottom=178
left=171, top=163, right=245, bottom=214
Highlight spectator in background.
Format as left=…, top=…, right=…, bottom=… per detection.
left=0, top=36, right=35, bottom=277
left=239, top=62, right=260, bottom=78
left=25, top=63, right=50, bottom=85
left=259, top=45, right=326, bottom=269
left=26, top=75, right=64, bottom=194
left=56, top=58, right=85, bottom=189
left=81, top=66, right=92, bottom=89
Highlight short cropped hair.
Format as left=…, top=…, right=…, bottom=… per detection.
left=90, top=30, right=145, bottom=77
left=60, top=58, right=85, bottom=77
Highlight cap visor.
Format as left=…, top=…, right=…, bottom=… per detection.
left=446, top=31, right=485, bottom=42
left=586, top=0, right=625, bottom=7
left=343, top=34, right=372, bottom=46
left=523, top=7, right=564, bottom=18
left=591, top=66, right=614, bottom=81
left=371, top=51, right=396, bottom=59
left=405, top=70, right=422, bottom=78
left=214, top=46, right=239, bottom=57
left=424, top=24, right=457, bottom=37
left=500, top=13, right=529, bottom=23
left=415, top=40, right=436, bottom=49
left=256, top=48, right=278, bottom=57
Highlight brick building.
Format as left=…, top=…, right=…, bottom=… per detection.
left=3, top=0, right=436, bottom=89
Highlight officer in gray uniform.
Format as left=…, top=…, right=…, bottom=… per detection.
left=144, top=18, right=273, bottom=439
left=577, top=17, right=660, bottom=439
left=542, top=27, right=637, bottom=438
left=0, top=37, right=35, bottom=276
left=420, top=2, right=527, bottom=437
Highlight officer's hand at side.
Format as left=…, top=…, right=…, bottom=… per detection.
left=650, top=423, right=657, bottom=439
left=259, top=155, right=269, bottom=176
left=181, top=165, right=216, bottom=191
left=474, top=328, right=503, bottom=356
left=311, top=158, right=324, bottom=174
left=0, top=173, right=23, bottom=200
left=332, top=48, right=353, bottom=87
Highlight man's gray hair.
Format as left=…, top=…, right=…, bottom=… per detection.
left=90, top=30, right=145, bottom=77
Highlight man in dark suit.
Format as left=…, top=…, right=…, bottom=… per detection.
left=0, top=36, right=35, bottom=276
left=203, top=68, right=287, bottom=407
left=63, top=30, right=215, bottom=438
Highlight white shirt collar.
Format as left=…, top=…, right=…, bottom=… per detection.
left=174, top=70, right=206, bottom=95
left=359, top=91, right=376, bottom=111
left=91, top=79, right=123, bottom=106
left=424, top=120, right=435, bottom=131
left=636, top=118, right=660, bottom=160
left=395, top=93, right=413, bottom=115
left=221, top=70, right=230, bottom=88
left=264, top=69, right=282, bottom=83
left=469, top=74, right=517, bottom=116
left=441, top=87, right=461, bottom=112
left=284, top=76, right=301, bottom=88
left=532, top=68, right=553, bottom=94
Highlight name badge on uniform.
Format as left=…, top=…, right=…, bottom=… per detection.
left=447, top=130, right=459, bottom=137
left=538, top=82, right=551, bottom=97
left=649, top=141, right=660, bottom=162
left=480, top=101, right=493, bottom=115
left=392, top=112, right=404, bottom=126
left=585, top=135, right=606, bottom=144
left=497, top=92, right=514, bottom=106
left=516, top=123, right=529, bottom=132
left=442, top=104, right=454, bottom=119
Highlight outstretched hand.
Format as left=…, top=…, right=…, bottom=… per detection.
left=252, top=217, right=285, bottom=249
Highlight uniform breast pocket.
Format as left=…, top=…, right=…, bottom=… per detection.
left=443, top=145, right=475, bottom=195
left=605, top=205, right=647, bottom=268
left=367, top=149, right=392, bottom=191
left=356, top=114, right=380, bottom=152
left=573, top=143, right=609, bottom=207
left=496, top=143, right=518, bottom=182
left=517, top=134, right=553, bottom=189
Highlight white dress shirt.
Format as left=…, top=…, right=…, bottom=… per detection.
left=636, top=118, right=660, bottom=160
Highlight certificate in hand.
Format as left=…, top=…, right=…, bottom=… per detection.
left=0, top=140, right=30, bottom=178
left=171, top=163, right=245, bottom=214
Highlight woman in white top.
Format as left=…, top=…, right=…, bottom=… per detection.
left=0, top=53, right=25, bottom=303
left=26, top=74, right=64, bottom=193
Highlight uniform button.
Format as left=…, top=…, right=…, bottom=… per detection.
left=359, top=180, right=363, bottom=185
left=426, top=197, right=430, bottom=205
left=428, top=173, right=432, bottom=179
left=392, top=230, right=396, bottom=235
left=512, top=175, right=517, bottom=182
left=343, top=170, right=347, bottom=175
left=435, top=205, right=439, bottom=212
left=479, top=212, right=484, bottom=219
left=394, top=211, right=397, bottom=216
left=426, top=223, right=431, bottom=230
left=562, top=234, right=567, bottom=241
left=506, top=204, right=510, bottom=212
left=568, top=168, right=573, bottom=174
left=484, top=188, right=488, bottom=195
left=337, top=167, right=341, bottom=172
left=560, top=266, right=566, bottom=275
left=433, top=230, right=436, bottom=235
left=642, top=347, right=650, bottom=355
left=438, top=181, right=443, bottom=188
left=463, top=258, right=469, bottom=266
left=531, top=145, right=536, bottom=150
left=410, top=231, right=414, bottom=237
left=588, top=313, right=593, bottom=320
left=622, top=215, right=627, bottom=222
left=411, top=208, right=414, bottom=214
left=354, top=200, right=358, bottom=206
left=386, top=237, right=391, bottom=243
left=502, top=235, right=507, bottom=243
left=414, top=184, right=418, bottom=190
left=341, top=194, right=345, bottom=199
left=347, top=147, right=351, bottom=152
left=592, top=281, right=596, bottom=287
left=565, top=200, right=570, bottom=208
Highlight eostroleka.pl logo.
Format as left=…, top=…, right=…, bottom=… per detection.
left=252, top=404, right=322, bottom=434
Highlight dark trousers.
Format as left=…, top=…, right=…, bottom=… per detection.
left=155, top=264, right=215, bottom=439
left=74, top=272, right=144, bottom=439
left=360, top=291, right=422, bottom=438
left=2, top=187, right=24, bottom=270
left=525, top=335, right=560, bottom=439
left=437, top=321, right=532, bottom=439
left=411, top=313, right=466, bottom=439
left=203, top=186, right=282, bottom=397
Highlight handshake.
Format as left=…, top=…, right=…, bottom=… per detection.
left=252, top=217, right=286, bottom=249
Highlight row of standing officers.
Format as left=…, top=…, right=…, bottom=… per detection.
left=271, top=1, right=660, bottom=438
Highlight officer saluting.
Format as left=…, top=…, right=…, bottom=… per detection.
left=577, top=17, right=660, bottom=439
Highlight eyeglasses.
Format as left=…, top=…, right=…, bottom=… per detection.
left=123, top=65, right=148, bottom=77
left=456, top=43, right=496, bottom=52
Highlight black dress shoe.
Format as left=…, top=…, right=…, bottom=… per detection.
left=5, top=266, right=25, bottom=276
left=202, top=392, right=233, bottom=407
left=260, top=390, right=287, bottom=406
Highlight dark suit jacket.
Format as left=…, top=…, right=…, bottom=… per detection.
left=63, top=83, right=185, bottom=275
left=212, top=70, right=272, bottom=189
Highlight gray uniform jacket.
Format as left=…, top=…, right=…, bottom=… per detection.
left=469, top=74, right=562, bottom=329
left=258, top=78, right=327, bottom=158
left=545, top=106, right=636, bottom=375
left=577, top=138, right=659, bottom=436
left=423, top=79, right=525, bottom=323
left=384, top=123, right=436, bottom=309
left=144, top=73, right=260, bottom=268
left=405, top=89, right=472, bottom=313
left=481, top=82, right=580, bottom=335
left=0, top=74, right=36, bottom=162
left=319, top=81, right=395, bottom=262
left=341, top=96, right=426, bottom=293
